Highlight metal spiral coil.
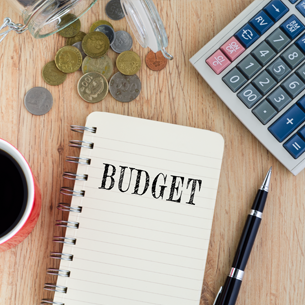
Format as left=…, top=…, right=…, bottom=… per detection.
left=53, top=237, right=76, bottom=245
left=57, top=204, right=82, bottom=213
left=44, top=284, right=67, bottom=293
left=63, top=172, right=88, bottom=181
left=60, top=187, right=85, bottom=197
left=41, top=300, right=64, bottom=305
left=50, top=253, right=73, bottom=261
left=56, top=220, right=79, bottom=229
left=66, top=156, right=91, bottom=165
left=71, top=125, right=97, bottom=133
left=69, top=140, right=94, bottom=149
left=47, top=269, right=71, bottom=277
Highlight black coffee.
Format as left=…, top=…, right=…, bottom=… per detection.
left=0, top=149, right=27, bottom=238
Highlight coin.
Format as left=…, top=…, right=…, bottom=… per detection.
left=77, top=72, right=109, bottom=103
left=116, top=51, right=141, bottom=75
left=42, top=61, right=67, bottom=86
left=94, top=25, right=116, bottom=45
left=111, top=31, right=133, bottom=53
left=55, top=46, right=83, bottom=73
left=72, top=42, right=86, bottom=71
left=90, top=20, right=114, bottom=32
left=82, top=32, right=110, bottom=58
left=105, top=0, right=125, bottom=21
left=82, top=55, right=114, bottom=80
left=24, top=87, right=53, bottom=116
left=145, top=50, right=168, bottom=71
left=109, top=72, right=141, bottom=103
left=66, top=31, right=86, bottom=46
left=58, top=14, right=81, bottom=38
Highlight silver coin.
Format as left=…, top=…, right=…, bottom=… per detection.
left=72, top=41, right=86, bottom=70
left=94, top=24, right=116, bottom=45
left=105, top=0, right=125, bottom=21
left=111, top=31, right=133, bottom=53
left=24, top=87, right=53, bottom=115
left=109, top=72, right=141, bottom=103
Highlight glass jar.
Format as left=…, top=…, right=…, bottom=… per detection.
left=121, top=0, right=173, bottom=60
left=1, top=0, right=97, bottom=41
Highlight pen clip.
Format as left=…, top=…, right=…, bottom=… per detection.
left=212, top=286, right=222, bottom=305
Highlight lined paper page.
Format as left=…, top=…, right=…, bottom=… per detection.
left=54, top=112, right=224, bottom=305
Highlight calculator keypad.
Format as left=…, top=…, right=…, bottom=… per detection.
left=204, top=0, right=305, bottom=161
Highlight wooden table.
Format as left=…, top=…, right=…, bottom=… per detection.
left=0, top=0, right=304, bottom=304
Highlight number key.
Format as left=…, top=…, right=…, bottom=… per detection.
left=267, top=87, right=292, bottom=111
left=281, top=74, right=305, bottom=98
left=266, top=28, right=290, bottom=53
left=237, top=55, right=262, bottom=79
left=296, top=63, right=305, bottom=83
left=222, top=68, right=247, bottom=92
left=281, top=44, right=305, bottom=69
left=238, top=84, right=262, bottom=108
left=252, top=41, right=276, bottom=66
left=266, top=58, right=291, bottom=82
left=252, top=70, right=277, bottom=95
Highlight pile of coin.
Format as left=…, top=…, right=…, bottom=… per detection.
left=41, top=0, right=168, bottom=105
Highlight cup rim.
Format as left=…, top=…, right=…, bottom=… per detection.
left=0, top=139, right=35, bottom=245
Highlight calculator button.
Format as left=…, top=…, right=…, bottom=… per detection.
left=206, top=50, right=231, bottom=74
left=264, top=0, right=289, bottom=22
left=297, top=95, right=305, bottom=112
left=296, top=64, right=305, bottom=82
left=266, top=58, right=291, bottom=82
left=280, top=15, right=305, bottom=39
left=268, top=104, right=305, bottom=142
left=235, top=24, right=260, bottom=48
left=266, top=28, right=290, bottom=53
left=252, top=41, right=276, bottom=66
left=289, top=0, right=299, bottom=4
left=220, top=37, right=245, bottom=61
left=281, top=45, right=305, bottom=69
left=222, top=68, right=247, bottom=92
left=250, top=11, right=274, bottom=35
left=284, top=134, right=305, bottom=159
left=252, top=70, right=277, bottom=95
left=253, top=100, right=277, bottom=125
left=237, top=55, right=262, bottom=79
left=296, top=1, right=305, bottom=17
left=298, top=125, right=305, bottom=140
left=238, top=84, right=262, bottom=108
left=267, top=87, right=292, bottom=111
left=281, top=74, right=305, bottom=98
left=295, top=34, right=305, bottom=53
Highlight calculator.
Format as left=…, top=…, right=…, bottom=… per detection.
left=190, top=0, right=305, bottom=175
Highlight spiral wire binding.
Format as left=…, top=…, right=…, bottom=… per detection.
left=50, top=253, right=73, bottom=261
left=63, top=172, right=88, bottom=181
left=71, top=125, right=97, bottom=133
left=47, top=269, right=71, bottom=277
left=57, top=203, right=82, bottom=213
left=42, top=125, right=96, bottom=304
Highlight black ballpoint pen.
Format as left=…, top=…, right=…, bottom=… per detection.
left=213, top=167, right=272, bottom=305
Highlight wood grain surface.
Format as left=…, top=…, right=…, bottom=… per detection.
left=0, top=0, right=304, bottom=304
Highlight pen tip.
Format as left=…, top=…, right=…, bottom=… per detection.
left=260, top=167, right=272, bottom=192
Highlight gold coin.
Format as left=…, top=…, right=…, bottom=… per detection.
left=42, top=60, right=67, bottom=86
left=82, top=32, right=110, bottom=58
left=77, top=72, right=109, bottom=103
left=116, top=51, right=142, bottom=75
left=90, top=20, right=114, bottom=32
left=66, top=31, right=86, bottom=46
left=55, top=46, right=83, bottom=73
left=82, top=55, right=114, bottom=80
left=58, top=14, right=81, bottom=38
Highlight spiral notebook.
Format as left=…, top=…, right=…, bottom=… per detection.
left=42, top=112, right=225, bottom=305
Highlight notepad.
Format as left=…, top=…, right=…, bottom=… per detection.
left=49, top=112, right=224, bottom=305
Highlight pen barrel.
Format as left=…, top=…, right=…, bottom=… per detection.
left=214, top=277, right=242, bottom=305
left=232, top=214, right=261, bottom=270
